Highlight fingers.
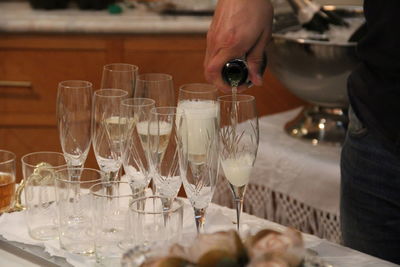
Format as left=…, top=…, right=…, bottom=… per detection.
left=205, top=45, right=245, bottom=92
left=246, top=5, right=273, bottom=87
left=204, top=17, right=217, bottom=78
left=204, top=0, right=250, bottom=92
left=205, top=24, right=255, bottom=92
left=246, top=30, right=270, bottom=86
left=204, top=0, right=274, bottom=92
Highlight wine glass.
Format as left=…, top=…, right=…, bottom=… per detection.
left=57, top=80, right=92, bottom=177
left=101, top=63, right=139, bottom=97
left=177, top=108, right=219, bottom=234
left=120, top=98, right=155, bottom=188
left=134, top=73, right=175, bottom=107
left=92, top=89, right=128, bottom=182
left=134, top=73, right=175, bottom=193
left=218, top=94, right=259, bottom=232
left=148, top=107, right=182, bottom=208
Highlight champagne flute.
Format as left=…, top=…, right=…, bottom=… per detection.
left=177, top=83, right=219, bottom=120
left=178, top=109, right=219, bottom=234
left=120, top=98, right=155, bottom=188
left=101, top=63, right=139, bottom=97
left=134, top=73, right=175, bottom=107
left=92, top=89, right=128, bottom=182
left=178, top=83, right=218, bottom=102
left=134, top=73, right=175, bottom=193
left=218, top=94, right=259, bottom=232
left=148, top=107, right=182, bottom=208
left=57, top=80, right=92, bottom=178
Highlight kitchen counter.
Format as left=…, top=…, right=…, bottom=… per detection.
left=0, top=2, right=211, bottom=34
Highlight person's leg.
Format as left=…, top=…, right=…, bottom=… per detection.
left=341, top=107, right=400, bottom=264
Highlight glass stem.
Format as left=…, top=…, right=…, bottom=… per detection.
left=194, top=208, right=206, bottom=234
left=161, top=197, right=173, bottom=234
left=70, top=168, right=82, bottom=180
left=235, top=197, right=244, bottom=232
left=69, top=164, right=83, bottom=216
left=109, top=169, right=120, bottom=182
left=105, top=169, right=119, bottom=198
left=151, top=181, right=156, bottom=195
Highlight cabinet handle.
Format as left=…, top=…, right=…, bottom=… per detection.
left=0, top=80, right=32, bottom=88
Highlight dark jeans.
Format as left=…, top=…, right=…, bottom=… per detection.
left=341, top=107, right=400, bottom=264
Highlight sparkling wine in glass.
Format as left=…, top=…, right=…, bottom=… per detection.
left=148, top=107, right=182, bottom=208
left=177, top=83, right=219, bottom=170
left=120, top=98, right=155, bottom=189
left=134, top=73, right=175, bottom=193
left=178, top=109, right=219, bottom=234
left=218, top=94, right=259, bottom=232
left=57, top=80, right=93, bottom=177
left=101, top=63, right=139, bottom=97
left=92, top=89, right=128, bottom=181
left=177, top=83, right=219, bottom=123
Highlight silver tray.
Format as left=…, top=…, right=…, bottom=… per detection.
left=0, top=235, right=71, bottom=267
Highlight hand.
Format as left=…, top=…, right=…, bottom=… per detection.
left=204, top=0, right=273, bottom=92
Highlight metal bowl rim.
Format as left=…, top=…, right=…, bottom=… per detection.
left=272, top=5, right=362, bottom=47
left=272, top=33, right=357, bottom=47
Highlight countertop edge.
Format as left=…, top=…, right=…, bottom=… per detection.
left=0, top=2, right=211, bottom=34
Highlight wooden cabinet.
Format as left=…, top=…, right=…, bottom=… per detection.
left=0, top=33, right=304, bottom=180
left=0, top=35, right=111, bottom=179
left=123, top=35, right=207, bottom=87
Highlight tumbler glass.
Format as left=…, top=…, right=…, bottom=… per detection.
left=55, top=168, right=104, bottom=255
left=0, top=150, right=16, bottom=213
left=21, top=151, right=67, bottom=240
left=90, top=181, right=145, bottom=265
left=130, top=195, right=184, bottom=247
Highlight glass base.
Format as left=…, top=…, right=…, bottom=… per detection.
left=29, top=225, right=58, bottom=241
left=61, top=242, right=95, bottom=256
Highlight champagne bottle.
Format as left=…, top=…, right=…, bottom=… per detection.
left=286, top=0, right=349, bottom=33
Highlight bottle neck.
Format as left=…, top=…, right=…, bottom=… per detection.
left=222, top=59, right=249, bottom=87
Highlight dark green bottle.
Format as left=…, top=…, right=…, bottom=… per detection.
left=222, top=59, right=249, bottom=87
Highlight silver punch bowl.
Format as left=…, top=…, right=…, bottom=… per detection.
left=267, top=6, right=364, bottom=145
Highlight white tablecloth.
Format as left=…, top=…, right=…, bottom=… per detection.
left=214, top=108, right=342, bottom=242
left=0, top=200, right=396, bottom=267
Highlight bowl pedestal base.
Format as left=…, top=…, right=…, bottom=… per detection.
left=284, top=105, right=348, bottom=145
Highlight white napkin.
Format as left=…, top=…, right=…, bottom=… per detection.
left=0, top=211, right=41, bottom=246
left=0, top=210, right=96, bottom=267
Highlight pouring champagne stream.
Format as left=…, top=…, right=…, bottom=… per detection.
left=220, top=59, right=259, bottom=232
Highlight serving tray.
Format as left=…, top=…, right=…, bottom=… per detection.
left=0, top=235, right=71, bottom=267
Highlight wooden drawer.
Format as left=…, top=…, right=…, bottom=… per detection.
left=0, top=35, right=110, bottom=126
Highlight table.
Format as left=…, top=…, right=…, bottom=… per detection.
left=214, top=108, right=342, bottom=243
left=0, top=200, right=396, bottom=267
